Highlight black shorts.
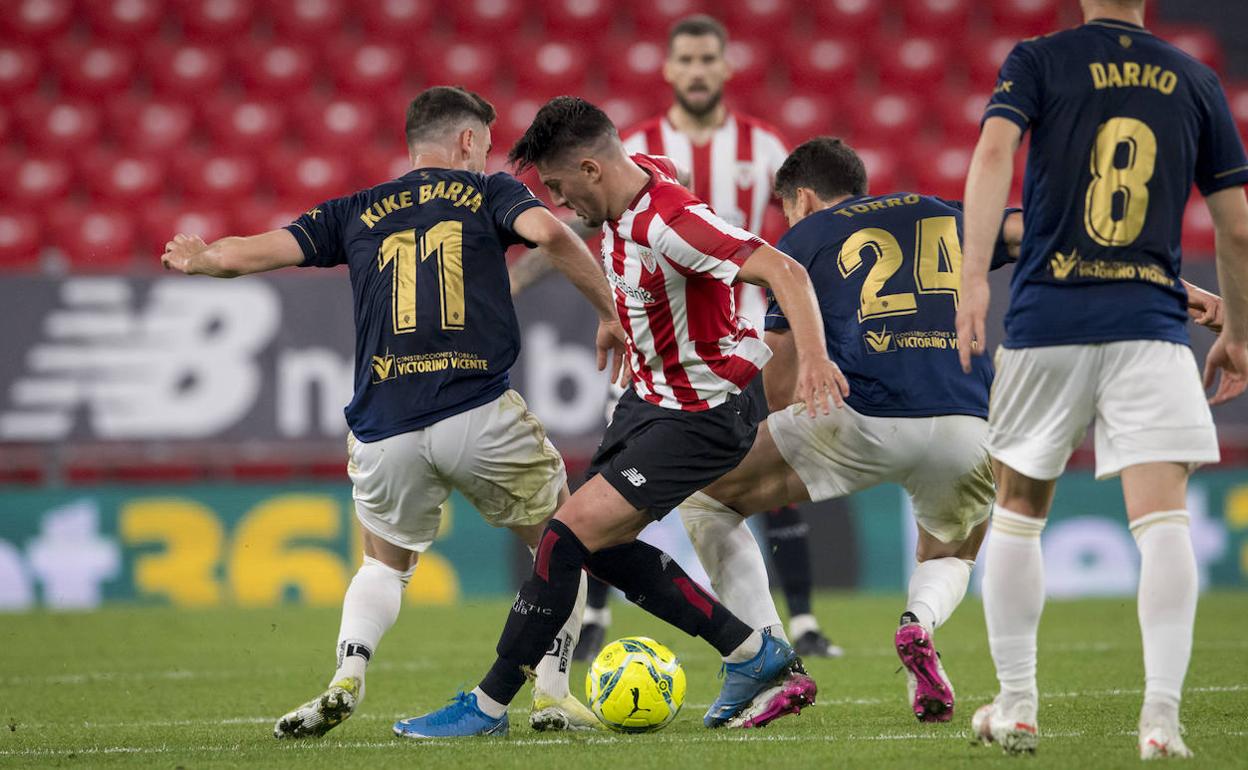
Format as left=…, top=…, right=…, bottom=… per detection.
left=587, top=379, right=765, bottom=518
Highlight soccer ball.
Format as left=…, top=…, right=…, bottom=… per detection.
left=584, top=636, right=687, bottom=732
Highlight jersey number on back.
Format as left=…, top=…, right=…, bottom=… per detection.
left=1084, top=117, right=1157, bottom=247
left=377, top=221, right=466, bottom=335
left=838, top=215, right=962, bottom=322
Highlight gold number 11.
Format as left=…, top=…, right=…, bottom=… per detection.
left=377, top=221, right=465, bottom=334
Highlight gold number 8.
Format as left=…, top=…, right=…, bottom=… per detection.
left=1084, top=117, right=1157, bottom=247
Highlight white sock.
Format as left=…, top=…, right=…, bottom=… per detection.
left=788, top=613, right=819, bottom=641
left=983, top=505, right=1046, bottom=701
left=680, top=492, right=785, bottom=639
left=331, top=555, right=413, bottom=695
left=907, top=557, right=974, bottom=632
left=533, top=570, right=585, bottom=699
left=471, top=686, right=508, bottom=719
left=1131, top=510, right=1197, bottom=713
left=724, top=629, right=764, bottom=663
left=583, top=605, right=611, bottom=628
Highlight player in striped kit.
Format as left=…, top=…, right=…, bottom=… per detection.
left=576, top=14, right=842, bottom=662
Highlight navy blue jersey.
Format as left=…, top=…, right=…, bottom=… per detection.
left=285, top=169, right=544, bottom=441
left=767, top=194, right=1016, bottom=419
left=985, top=19, right=1248, bottom=348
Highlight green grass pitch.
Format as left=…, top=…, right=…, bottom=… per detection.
left=3, top=593, right=1246, bottom=768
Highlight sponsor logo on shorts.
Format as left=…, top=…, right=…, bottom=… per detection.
left=512, top=596, right=553, bottom=616
left=622, top=467, right=647, bottom=487
left=864, top=328, right=895, bottom=354
left=659, top=552, right=672, bottom=571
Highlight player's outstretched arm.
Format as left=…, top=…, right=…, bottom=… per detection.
left=1203, top=186, right=1248, bottom=404
left=161, top=230, right=305, bottom=278
left=957, top=117, right=1023, bottom=373
left=738, top=245, right=848, bottom=416
left=509, top=217, right=600, bottom=296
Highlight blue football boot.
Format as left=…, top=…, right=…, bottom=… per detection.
left=704, top=634, right=817, bottom=728
left=393, top=691, right=509, bottom=739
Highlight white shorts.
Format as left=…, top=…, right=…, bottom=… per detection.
left=347, top=389, right=567, bottom=552
left=768, top=404, right=994, bottom=544
left=987, top=341, right=1219, bottom=481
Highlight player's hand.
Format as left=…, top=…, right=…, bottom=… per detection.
left=794, top=355, right=849, bottom=417
left=596, top=319, right=630, bottom=386
left=956, top=276, right=991, bottom=373
left=1204, top=334, right=1248, bottom=405
left=1186, top=285, right=1224, bottom=333
left=161, top=233, right=208, bottom=274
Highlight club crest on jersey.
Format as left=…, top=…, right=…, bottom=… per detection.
left=863, top=328, right=896, bottom=354
left=638, top=248, right=658, bottom=273
left=735, top=161, right=754, bottom=189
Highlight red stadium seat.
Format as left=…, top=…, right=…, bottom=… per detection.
left=0, top=212, right=42, bottom=269
left=541, top=0, right=613, bottom=40
left=141, top=203, right=234, bottom=253
left=416, top=40, right=498, bottom=96
left=847, top=92, right=923, bottom=147
left=966, top=34, right=1019, bottom=89
left=594, top=94, right=653, bottom=136
left=234, top=42, right=317, bottom=96
left=147, top=43, right=228, bottom=96
left=328, top=42, right=408, bottom=98
left=0, top=46, right=42, bottom=98
left=268, top=152, right=354, bottom=201
left=912, top=143, right=974, bottom=200
left=492, top=96, right=546, bottom=153
left=1156, top=25, right=1224, bottom=73
left=268, top=0, right=348, bottom=40
left=724, top=0, right=794, bottom=32
left=356, top=144, right=412, bottom=187
left=178, top=0, right=256, bottom=40
left=234, top=198, right=309, bottom=235
left=852, top=143, right=903, bottom=194
left=3, top=153, right=74, bottom=206
left=511, top=40, right=590, bottom=98
left=107, top=98, right=197, bottom=157
left=451, top=0, right=525, bottom=36
left=0, top=0, right=74, bottom=45
left=901, top=0, right=972, bottom=35
left=174, top=153, right=261, bottom=202
left=86, top=0, right=166, bottom=41
left=1182, top=196, right=1215, bottom=259
left=987, top=0, right=1060, bottom=38
left=17, top=99, right=103, bottom=153
left=630, top=0, right=709, bottom=38
left=52, top=44, right=138, bottom=100
left=760, top=93, right=837, bottom=144
left=1227, top=82, right=1248, bottom=142
left=933, top=87, right=990, bottom=145
left=606, top=39, right=666, bottom=94
left=360, top=0, right=436, bottom=40
left=81, top=152, right=167, bottom=205
left=0, top=108, right=11, bottom=147
left=814, top=0, right=885, bottom=35
left=49, top=207, right=138, bottom=271
left=295, top=98, right=380, bottom=151
left=785, top=37, right=858, bottom=92
left=875, top=36, right=951, bottom=95
left=205, top=98, right=287, bottom=152
left=725, top=39, right=772, bottom=92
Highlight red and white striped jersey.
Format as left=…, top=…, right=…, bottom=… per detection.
left=622, top=111, right=788, bottom=328
left=603, top=154, right=773, bottom=412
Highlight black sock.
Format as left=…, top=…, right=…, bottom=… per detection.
left=764, top=505, right=814, bottom=618
left=585, top=540, right=752, bottom=657
left=479, top=519, right=587, bottom=705
left=586, top=575, right=610, bottom=613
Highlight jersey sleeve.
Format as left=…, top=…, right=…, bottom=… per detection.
left=650, top=200, right=765, bottom=282
left=991, top=206, right=1024, bottom=270
left=284, top=198, right=350, bottom=268
left=484, top=172, right=547, bottom=247
left=1194, top=73, right=1248, bottom=196
left=982, top=42, right=1043, bottom=132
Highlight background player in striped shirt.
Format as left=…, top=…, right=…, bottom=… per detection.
left=958, top=0, right=1248, bottom=757
left=396, top=96, right=846, bottom=738
left=576, top=13, right=842, bottom=663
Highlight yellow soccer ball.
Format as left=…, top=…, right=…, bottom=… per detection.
left=585, top=636, right=687, bottom=732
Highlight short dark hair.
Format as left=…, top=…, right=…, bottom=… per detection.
left=405, top=86, right=496, bottom=146
left=668, top=14, right=727, bottom=52
left=773, top=137, right=869, bottom=201
left=508, top=96, right=618, bottom=172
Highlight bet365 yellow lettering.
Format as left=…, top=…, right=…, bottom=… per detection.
left=377, top=221, right=466, bottom=334
left=839, top=217, right=965, bottom=321
left=228, top=495, right=347, bottom=607
left=120, top=499, right=223, bottom=607
left=1084, top=117, right=1157, bottom=247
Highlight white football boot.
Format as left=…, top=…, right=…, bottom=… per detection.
left=971, top=693, right=1038, bottom=755
left=529, top=690, right=603, bottom=731
left=1138, top=702, right=1193, bottom=760
left=273, top=677, right=361, bottom=739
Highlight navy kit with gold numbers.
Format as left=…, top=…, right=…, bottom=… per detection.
left=985, top=18, right=1248, bottom=349
left=285, top=169, right=544, bottom=441
left=767, top=194, right=1017, bottom=419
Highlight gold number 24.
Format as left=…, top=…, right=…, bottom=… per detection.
left=838, top=215, right=962, bottom=322
left=377, top=221, right=465, bottom=334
